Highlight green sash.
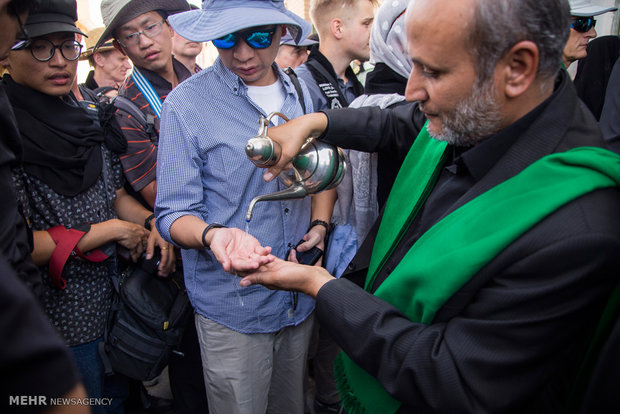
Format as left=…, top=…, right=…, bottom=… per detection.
left=335, top=127, right=620, bottom=414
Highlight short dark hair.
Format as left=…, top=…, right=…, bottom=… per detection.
left=468, top=0, right=570, bottom=84
left=88, top=49, right=114, bottom=67
left=7, top=0, right=40, bottom=16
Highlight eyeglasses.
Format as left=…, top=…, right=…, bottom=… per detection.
left=118, top=20, right=166, bottom=47
left=213, top=26, right=278, bottom=50
left=9, top=3, right=30, bottom=50
left=14, top=39, right=83, bottom=62
left=571, top=16, right=596, bottom=33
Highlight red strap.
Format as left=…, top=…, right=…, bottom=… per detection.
left=73, top=246, right=109, bottom=262
left=46, top=226, right=85, bottom=289
left=45, top=226, right=110, bottom=289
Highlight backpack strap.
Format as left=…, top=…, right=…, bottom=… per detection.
left=305, top=58, right=348, bottom=109
left=285, top=67, right=307, bottom=114
left=112, top=95, right=158, bottom=145
left=112, top=95, right=147, bottom=125
left=165, top=285, right=191, bottom=337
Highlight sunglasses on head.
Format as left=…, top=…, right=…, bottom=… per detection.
left=571, top=16, right=596, bottom=33
left=213, top=26, right=278, bottom=50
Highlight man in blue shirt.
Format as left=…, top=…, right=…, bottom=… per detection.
left=155, top=1, right=333, bottom=412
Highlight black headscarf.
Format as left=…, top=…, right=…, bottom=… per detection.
left=3, top=75, right=104, bottom=196
left=364, top=62, right=408, bottom=96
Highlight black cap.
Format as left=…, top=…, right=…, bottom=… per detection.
left=24, top=0, right=85, bottom=38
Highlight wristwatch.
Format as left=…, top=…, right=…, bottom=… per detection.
left=308, top=219, right=331, bottom=238
left=202, top=223, right=227, bottom=249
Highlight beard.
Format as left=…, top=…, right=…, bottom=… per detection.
left=425, top=78, right=503, bottom=147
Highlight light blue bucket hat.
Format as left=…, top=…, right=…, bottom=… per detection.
left=280, top=33, right=318, bottom=47
left=168, top=0, right=312, bottom=44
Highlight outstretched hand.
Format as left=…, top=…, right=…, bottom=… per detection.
left=209, top=227, right=274, bottom=273
left=240, top=257, right=335, bottom=298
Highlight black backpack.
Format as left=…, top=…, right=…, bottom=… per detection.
left=99, top=252, right=193, bottom=381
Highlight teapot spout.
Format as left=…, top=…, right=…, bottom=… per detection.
left=245, top=185, right=309, bottom=222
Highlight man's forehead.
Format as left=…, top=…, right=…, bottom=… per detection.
left=405, top=0, right=473, bottom=45
left=118, top=11, right=162, bottom=32
left=405, top=0, right=475, bottom=67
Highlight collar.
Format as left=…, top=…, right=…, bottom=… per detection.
left=308, top=45, right=340, bottom=80
left=134, top=57, right=192, bottom=92
left=454, top=72, right=563, bottom=181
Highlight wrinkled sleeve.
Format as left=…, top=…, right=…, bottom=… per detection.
left=154, top=99, right=207, bottom=246
left=315, top=216, right=620, bottom=412
left=320, top=101, right=425, bottom=157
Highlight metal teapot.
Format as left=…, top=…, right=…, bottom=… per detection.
left=245, top=112, right=347, bottom=222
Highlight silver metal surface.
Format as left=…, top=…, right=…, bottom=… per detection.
left=245, top=112, right=349, bottom=222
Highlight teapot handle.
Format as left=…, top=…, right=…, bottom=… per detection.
left=259, top=112, right=290, bottom=136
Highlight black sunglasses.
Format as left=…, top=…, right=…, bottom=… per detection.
left=14, top=38, right=83, bottom=62
left=213, top=26, right=278, bottom=50
left=571, top=16, right=596, bottom=33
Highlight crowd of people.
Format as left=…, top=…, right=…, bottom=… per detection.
left=2, top=0, right=620, bottom=413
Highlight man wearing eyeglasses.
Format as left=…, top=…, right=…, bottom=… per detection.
left=562, top=0, right=617, bottom=68
left=97, top=1, right=214, bottom=413
left=97, top=0, right=191, bottom=210
left=154, top=1, right=335, bottom=412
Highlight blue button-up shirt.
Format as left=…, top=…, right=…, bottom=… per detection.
left=155, top=59, right=315, bottom=334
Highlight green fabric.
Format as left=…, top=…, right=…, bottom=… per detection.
left=335, top=129, right=620, bottom=414
left=365, top=125, right=448, bottom=290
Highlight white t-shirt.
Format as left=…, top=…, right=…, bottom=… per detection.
left=246, top=78, right=286, bottom=125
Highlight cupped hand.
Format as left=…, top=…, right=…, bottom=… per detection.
left=209, top=227, right=274, bottom=273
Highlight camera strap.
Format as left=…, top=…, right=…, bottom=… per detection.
left=130, top=68, right=163, bottom=119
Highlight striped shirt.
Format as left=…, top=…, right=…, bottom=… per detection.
left=155, top=58, right=315, bottom=333
left=115, top=58, right=191, bottom=192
